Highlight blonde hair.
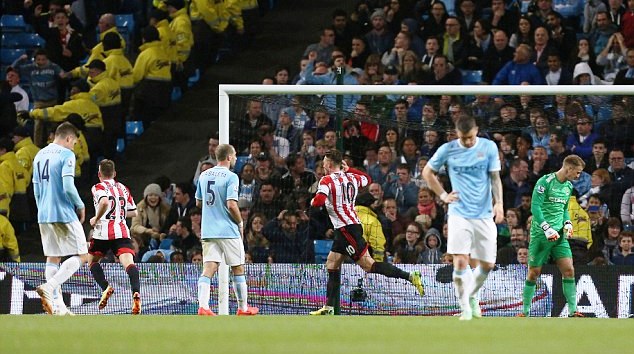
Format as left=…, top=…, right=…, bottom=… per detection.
left=563, top=154, right=586, bottom=169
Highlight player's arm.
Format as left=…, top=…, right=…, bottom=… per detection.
left=490, top=171, right=504, bottom=223
left=90, top=196, right=109, bottom=227
left=62, top=175, right=85, bottom=221
left=563, top=198, right=573, bottom=238
left=311, top=192, right=327, bottom=207
left=227, top=199, right=243, bottom=237
left=422, top=164, right=457, bottom=204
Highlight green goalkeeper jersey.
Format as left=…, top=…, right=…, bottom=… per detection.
left=530, top=173, right=572, bottom=236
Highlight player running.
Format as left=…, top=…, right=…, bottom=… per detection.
left=310, top=149, right=424, bottom=316
left=34, top=122, right=90, bottom=315
left=520, top=155, right=585, bottom=317
left=87, top=159, right=141, bottom=314
left=195, top=143, right=258, bottom=316
left=422, top=115, right=504, bottom=321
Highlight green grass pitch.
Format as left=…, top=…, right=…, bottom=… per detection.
left=1, top=316, right=631, bottom=354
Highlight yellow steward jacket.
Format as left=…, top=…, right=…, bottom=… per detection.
left=134, top=41, right=172, bottom=83
left=568, top=196, right=593, bottom=249
left=155, top=19, right=178, bottom=64
left=104, top=49, right=134, bottom=90
left=0, top=151, right=28, bottom=215
left=238, top=0, right=258, bottom=10
left=87, top=27, right=126, bottom=66
left=31, top=92, right=103, bottom=130
left=89, top=71, right=121, bottom=107
left=0, top=214, right=19, bottom=262
left=226, top=0, right=244, bottom=32
left=190, top=0, right=225, bottom=32
left=355, top=205, right=386, bottom=261
left=13, top=137, right=40, bottom=180
left=169, top=8, right=193, bottom=63
left=73, top=132, right=90, bottom=176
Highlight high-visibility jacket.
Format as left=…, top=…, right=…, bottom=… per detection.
left=225, top=0, right=244, bottom=32
left=88, top=71, right=121, bottom=107
left=568, top=196, right=593, bottom=249
left=237, top=0, right=258, bottom=10
left=133, top=41, right=172, bottom=83
left=169, top=8, right=193, bottom=63
left=155, top=19, right=178, bottom=64
left=104, top=49, right=134, bottom=90
left=0, top=151, right=28, bottom=217
left=73, top=132, right=90, bottom=177
left=355, top=205, right=386, bottom=261
left=0, top=214, right=19, bottom=262
left=31, top=92, right=104, bottom=130
left=13, top=137, right=40, bottom=180
left=87, top=27, right=126, bottom=67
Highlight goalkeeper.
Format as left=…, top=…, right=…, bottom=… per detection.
left=521, top=155, right=585, bottom=317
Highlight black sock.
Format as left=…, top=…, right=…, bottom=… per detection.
left=326, top=269, right=341, bottom=313
left=126, top=264, right=140, bottom=294
left=370, top=262, right=410, bottom=281
left=89, top=262, right=109, bottom=291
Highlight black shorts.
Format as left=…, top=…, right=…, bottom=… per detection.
left=332, top=224, right=368, bottom=261
left=89, top=238, right=135, bottom=258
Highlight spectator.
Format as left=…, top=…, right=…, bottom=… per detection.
left=579, top=169, right=612, bottom=209
left=193, top=134, right=219, bottom=185
left=379, top=197, right=409, bottom=254
left=608, top=0, right=627, bottom=28
left=251, top=181, right=284, bottom=221
left=589, top=11, right=617, bottom=56
left=623, top=0, right=634, bottom=48
left=392, top=222, right=424, bottom=264
left=418, top=227, right=443, bottom=264
left=544, top=52, right=573, bottom=85
left=481, top=29, right=514, bottom=82
left=488, top=0, right=519, bottom=36
left=85, top=13, right=125, bottom=67
left=503, top=158, right=531, bottom=210
left=572, top=38, right=602, bottom=79
left=230, top=99, right=273, bottom=155
left=162, top=182, right=196, bottom=233
left=4, top=68, right=29, bottom=114
left=0, top=214, right=19, bottom=262
left=303, top=27, right=336, bottom=64
left=420, top=128, right=442, bottom=159
left=131, top=183, right=170, bottom=247
left=602, top=217, right=623, bottom=261
left=566, top=115, right=598, bottom=161
left=428, top=55, right=462, bottom=85
left=259, top=124, right=290, bottom=166
left=406, top=187, right=444, bottom=233
left=621, top=186, right=634, bottom=228
left=584, top=139, right=610, bottom=174
left=280, top=153, right=316, bottom=197
left=583, top=0, right=607, bottom=33
left=547, top=132, right=571, bottom=172
left=596, top=32, right=628, bottom=82
left=422, top=1, right=448, bottom=43
left=304, top=55, right=360, bottom=112
left=462, top=19, right=491, bottom=71
left=262, top=210, right=309, bottom=263
left=497, top=207, right=522, bottom=245
left=355, top=192, right=386, bottom=262
left=544, top=12, right=575, bottom=64
left=102, top=32, right=133, bottom=121
left=11, top=50, right=63, bottom=147
left=607, top=149, right=634, bottom=218
left=420, top=36, right=441, bottom=72
left=509, top=15, right=534, bottom=48
left=400, top=18, right=425, bottom=58
left=275, top=110, right=301, bottom=153
left=600, top=102, right=633, bottom=154
left=492, top=44, right=545, bottom=85
left=365, top=10, right=394, bottom=55
left=166, top=0, right=193, bottom=91
left=35, top=9, right=86, bottom=72
left=368, top=145, right=396, bottom=185
left=11, top=127, right=39, bottom=182
left=497, top=225, right=527, bottom=265
left=383, top=164, right=419, bottom=215
left=85, top=59, right=121, bottom=159
left=611, top=231, right=634, bottom=265
left=332, top=9, right=359, bottom=55
left=168, top=217, right=201, bottom=256
left=368, top=182, right=385, bottom=213
left=613, top=48, right=634, bottom=85
left=245, top=213, right=269, bottom=263
left=381, top=31, right=413, bottom=67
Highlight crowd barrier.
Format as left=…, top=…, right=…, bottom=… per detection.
left=1, top=263, right=632, bottom=317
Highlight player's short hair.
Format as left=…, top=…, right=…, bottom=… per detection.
left=455, top=115, right=477, bottom=134
left=99, top=159, right=116, bottom=178
left=563, top=154, right=586, bottom=169
left=324, top=149, right=343, bottom=166
left=55, top=122, right=79, bottom=139
left=215, top=144, right=235, bottom=162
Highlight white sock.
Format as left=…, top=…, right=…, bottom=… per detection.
left=45, top=263, right=64, bottom=308
left=453, top=268, right=473, bottom=312
left=49, top=256, right=81, bottom=289
left=470, top=266, right=490, bottom=299
left=232, top=274, right=248, bottom=311
left=197, top=276, right=211, bottom=309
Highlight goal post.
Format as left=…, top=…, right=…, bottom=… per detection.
left=216, top=84, right=633, bottom=314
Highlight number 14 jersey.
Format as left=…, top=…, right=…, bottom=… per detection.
left=91, top=179, right=136, bottom=240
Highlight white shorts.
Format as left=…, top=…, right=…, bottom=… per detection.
left=447, top=214, right=497, bottom=263
left=40, top=221, right=88, bottom=257
left=202, top=238, right=245, bottom=266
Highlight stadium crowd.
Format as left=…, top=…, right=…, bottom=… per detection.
left=2, top=0, right=634, bottom=267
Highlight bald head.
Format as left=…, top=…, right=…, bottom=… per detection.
left=98, top=13, right=115, bottom=32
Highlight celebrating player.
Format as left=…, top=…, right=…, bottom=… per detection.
left=520, top=155, right=585, bottom=317
left=87, top=159, right=141, bottom=314
left=195, top=143, right=259, bottom=316
left=310, top=149, right=424, bottom=316
left=422, top=115, right=504, bottom=321
left=33, top=122, right=90, bottom=315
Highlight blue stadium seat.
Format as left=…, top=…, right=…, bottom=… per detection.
left=0, top=15, right=27, bottom=32
left=553, top=0, right=584, bottom=19
left=115, top=14, right=135, bottom=34
left=171, top=87, right=182, bottom=101
left=1, top=34, right=19, bottom=48
left=0, top=48, right=26, bottom=65
left=596, top=106, right=612, bottom=123
left=314, top=239, right=333, bottom=263
left=14, top=33, right=46, bottom=50
left=460, top=70, right=483, bottom=85
left=126, top=120, right=144, bottom=137
left=188, top=69, right=200, bottom=87
left=116, top=138, right=125, bottom=153
left=159, top=238, right=174, bottom=250
left=439, top=0, right=455, bottom=16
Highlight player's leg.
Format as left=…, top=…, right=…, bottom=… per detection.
left=198, top=240, right=220, bottom=315
left=88, top=240, right=114, bottom=310
left=552, top=239, right=579, bottom=317
left=447, top=215, right=475, bottom=320
left=224, top=238, right=258, bottom=315
left=310, top=250, right=345, bottom=315
left=42, top=256, right=61, bottom=315
left=119, top=249, right=141, bottom=315
left=521, top=234, right=551, bottom=316
left=468, top=219, right=498, bottom=318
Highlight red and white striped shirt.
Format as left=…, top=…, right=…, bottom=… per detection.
left=316, top=170, right=369, bottom=229
left=91, top=179, right=136, bottom=240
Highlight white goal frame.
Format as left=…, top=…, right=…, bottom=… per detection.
left=216, top=84, right=632, bottom=314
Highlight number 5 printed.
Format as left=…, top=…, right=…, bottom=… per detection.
left=206, top=180, right=216, bottom=206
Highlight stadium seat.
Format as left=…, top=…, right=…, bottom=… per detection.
left=115, top=14, right=135, bottom=34
left=188, top=69, right=200, bottom=87
left=159, top=238, right=173, bottom=250
left=0, top=48, right=26, bottom=66
left=13, top=33, right=46, bottom=50
left=171, top=87, right=182, bottom=101
left=460, top=70, right=483, bottom=85
left=234, top=156, right=249, bottom=173
left=596, top=106, right=612, bottom=123
left=1, top=34, right=19, bottom=48
left=126, top=120, right=144, bottom=138
left=438, top=0, right=455, bottom=16
left=314, top=239, right=333, bottom=263
left=553, top=0, right=583, bottom=19
left=0, top=15, right=27, bottom=32
left=116, top=138, right=125, bottom=153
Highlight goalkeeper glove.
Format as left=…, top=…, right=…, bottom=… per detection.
left=563, top=220, right=573, bottom=238
left=541, top=221, right=560, bottom=242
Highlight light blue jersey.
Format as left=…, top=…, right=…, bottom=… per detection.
left=195, top=166, right=240, bottom=239
left=32, top=143, right=78, bottom=223
left=428, top=137, right=500, bottom=219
